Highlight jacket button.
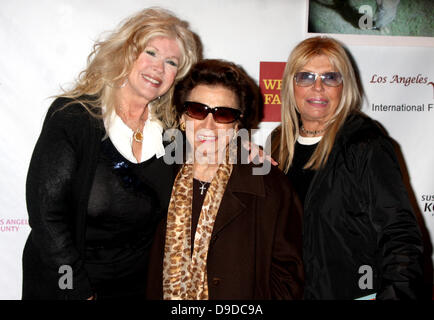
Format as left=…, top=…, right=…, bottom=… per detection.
left=211, top=277, right=221, bottom=286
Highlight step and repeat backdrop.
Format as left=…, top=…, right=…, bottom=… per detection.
left=0, top=0, right=432, bottom=299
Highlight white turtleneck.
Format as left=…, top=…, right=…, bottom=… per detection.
left=297, top=135, right=322, bottom=145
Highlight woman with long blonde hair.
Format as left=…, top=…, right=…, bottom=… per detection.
left=23, top=7, right=200, bottom=300
left=272, top=36, right=423, bottom=299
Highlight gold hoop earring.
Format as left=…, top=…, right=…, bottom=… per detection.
left=180, top=122, right=186, bottom=131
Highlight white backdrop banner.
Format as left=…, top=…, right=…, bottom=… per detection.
left=0, top=0, right=432, bottom=299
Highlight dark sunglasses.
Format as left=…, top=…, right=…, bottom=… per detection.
left=184, top=101, right=242, bottom=124
left=294, top=72, right=343, bottom=87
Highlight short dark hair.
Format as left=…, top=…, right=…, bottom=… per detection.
left=173, top=59, right=259, bottom=130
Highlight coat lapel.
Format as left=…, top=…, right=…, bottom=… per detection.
left=211, top=163, right=265, bottom=236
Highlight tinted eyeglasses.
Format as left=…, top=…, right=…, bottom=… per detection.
left=294, top=72, right=343, bottom=87
left=184, top=101, right=242, bottom=124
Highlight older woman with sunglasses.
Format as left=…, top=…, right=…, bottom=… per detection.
left=272, top=37, right=424, bottom=300
left=146, top=59, right=304, bottom=300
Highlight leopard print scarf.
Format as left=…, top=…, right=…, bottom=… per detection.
left=163, top=160, right=233, bottom=300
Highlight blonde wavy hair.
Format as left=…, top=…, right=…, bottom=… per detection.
left=59, top=7, right=200, bottom=129
left=274, top=36, right=362, bottom=173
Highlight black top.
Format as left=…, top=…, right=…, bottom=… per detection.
left=191, top=178, right=210, bottom=253
left=84, top=138, right=166, bottom=298
left=286, top=141, right=318, bottom=206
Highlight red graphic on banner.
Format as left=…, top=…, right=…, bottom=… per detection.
left=429, top=82, right=434, bottom=98
left=259, top=62, right=286, bottom=122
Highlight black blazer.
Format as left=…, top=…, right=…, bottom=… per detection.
left=23, top=98, right=104, bottom=299
left=22, top=98, right=177, bottom=299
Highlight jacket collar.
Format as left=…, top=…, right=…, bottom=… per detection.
left=304, top=112, right=382, bottom=211
left=226, top=163, right=266, bottom=197
left=335, top=111, right=383, bottom=147
left=212, top=163, right=266, bottom=237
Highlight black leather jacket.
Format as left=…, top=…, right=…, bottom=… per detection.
left=302, top=112, right=423, bottom=300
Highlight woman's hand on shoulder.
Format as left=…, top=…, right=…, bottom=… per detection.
left=242, top=140, right=278, bottom=166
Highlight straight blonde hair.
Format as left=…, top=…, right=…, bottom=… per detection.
left=59, top=7, right=200, bottom=129
left=277, top=36, right=362, bottom=173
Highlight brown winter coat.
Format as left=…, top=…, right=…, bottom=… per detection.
left=146, top=163, right=304, bottom=300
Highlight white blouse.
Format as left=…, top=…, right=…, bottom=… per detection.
left=104, top=109, right=165, bottom=164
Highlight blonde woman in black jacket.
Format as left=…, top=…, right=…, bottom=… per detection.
left=272, top=36, right=423, bottom=300
left=22, top=8, right=199, bottom=300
